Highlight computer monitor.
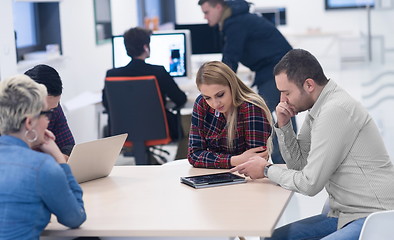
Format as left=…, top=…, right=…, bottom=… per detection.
left=255, top=8, right=287, bottom=26
left=325, top=0, right=374, bottom=10
left=112, top=29, right=192, bottom=79
left=175, top=23, right=222, bottom=55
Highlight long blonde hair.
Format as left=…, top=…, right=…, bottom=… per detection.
left=196, top=61, right=273, bottom=153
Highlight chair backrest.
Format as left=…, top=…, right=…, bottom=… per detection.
left=104, top=76, right=172, bottom=164
left=358, top=210, right=394, bottom=240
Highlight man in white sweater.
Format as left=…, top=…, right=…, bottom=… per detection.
left=232, top=49, right=394, bottom=240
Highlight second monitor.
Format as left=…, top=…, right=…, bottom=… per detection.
left=112, top=30, right=192, bottom=79
left=175, top=23, right=222, bottom=55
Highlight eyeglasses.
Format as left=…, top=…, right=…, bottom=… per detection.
left=39, top=110, right=54, bottom=120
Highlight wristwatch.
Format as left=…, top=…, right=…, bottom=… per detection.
left=264, top=164, right=273, bottom=177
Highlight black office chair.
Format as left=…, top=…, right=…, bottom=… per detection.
left=104, top=75, right=178, bottom=165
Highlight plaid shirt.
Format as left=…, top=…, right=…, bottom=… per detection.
left=188, top=95, right=271, bottom=169
left=48, top=104, right=75, bottom=155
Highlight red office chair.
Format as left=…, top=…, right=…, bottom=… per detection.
left=104, top=76, right=175, bottom=165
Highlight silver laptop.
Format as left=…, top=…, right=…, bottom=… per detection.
left=68, top=133, right=128, bottom=183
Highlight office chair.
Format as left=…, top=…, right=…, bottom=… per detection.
left=358, top=210, right=394, bottom=240
left=104, top=75, right=179, bottom=165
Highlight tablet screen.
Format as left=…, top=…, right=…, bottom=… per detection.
left=181, top=172, right=246, bottom=188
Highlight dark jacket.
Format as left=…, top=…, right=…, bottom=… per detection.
left=102, top=59, right=187, bottom=140
left=222, top=0, right=292, bottom=86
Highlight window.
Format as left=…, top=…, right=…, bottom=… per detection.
left=13, top=1, right=62, bottom=62
left=136, top=0, right=176, bottom=29
left=94, top=0, right=113, bottom=44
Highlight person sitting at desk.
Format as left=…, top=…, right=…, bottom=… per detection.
left=231, top=49, right=394, bottom=240
left=188, top=61, right=272, bottom=168
left=102, top=27, right=187, bottom=148
left=0, top=75, right=86, bottom=239
left=25, top=64, right=75, bottom=157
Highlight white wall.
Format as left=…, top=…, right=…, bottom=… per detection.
left=0, top=0, right=18, bottom=78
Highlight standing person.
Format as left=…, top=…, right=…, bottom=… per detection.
left=188, top=61, right=272, bottom=168
left=198, top=0, right=296, bottom=163
left=231, top=49, right=394, bottom=240
left=25, top=64, right=75, bottom=157
left=102, top=27, right=187, bottom=161
left=0, top=75, right=86, bottom=239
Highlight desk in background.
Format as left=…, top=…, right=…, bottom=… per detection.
left=42, top=160, right=293, bottom=238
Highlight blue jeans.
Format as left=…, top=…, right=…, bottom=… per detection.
left=263, top=214, right=366, bottom=240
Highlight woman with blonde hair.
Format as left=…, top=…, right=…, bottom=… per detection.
left=0, top=75, right=86, bottom=239
left=188, top=61, right=273, bottom=168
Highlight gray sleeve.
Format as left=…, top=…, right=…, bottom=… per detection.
left=270, top=108, right=359, bottom=196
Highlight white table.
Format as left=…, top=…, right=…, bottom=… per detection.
left=42, top=160, right=293, bottom=238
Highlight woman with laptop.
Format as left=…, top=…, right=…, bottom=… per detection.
left=0, top=75, right=86, bottom=239
left=188, top=61, right=273, bottom=168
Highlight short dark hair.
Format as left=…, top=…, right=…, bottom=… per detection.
left=274, top=49, right=328, bottom=88
left=123, top=27, right=152, bottom=58
left=198, top=0, right=224, bottom=6
left=24, top=64, right=63, bottom=96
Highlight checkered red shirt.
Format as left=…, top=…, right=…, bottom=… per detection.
left=48, top=104, right=75, bottom=155
left=188, top=95, right=271, bottom=168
